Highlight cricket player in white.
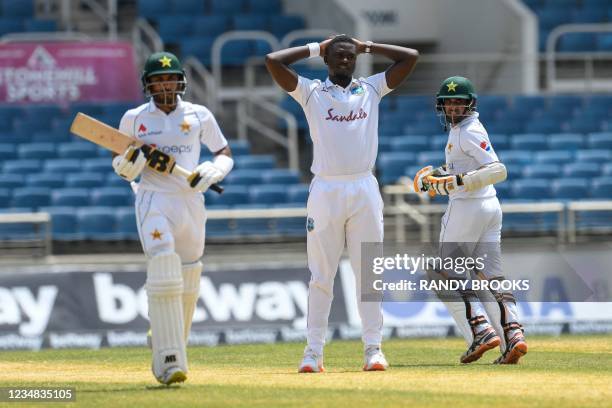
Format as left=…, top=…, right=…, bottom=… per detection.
left=111, top=52, right=233, bottom=384
left=266, top=35, right=418, bottom=372
left=414, top=76, right=528, bottom=364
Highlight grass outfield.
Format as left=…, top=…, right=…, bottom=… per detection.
left=0, top=335, right=610, bottom=408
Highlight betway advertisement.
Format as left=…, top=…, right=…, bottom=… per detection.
left=0, top=41, right=140, bottom=103
left=0, top=261, right=610, bottom=350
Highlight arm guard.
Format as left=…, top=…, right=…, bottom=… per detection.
left=459, top=162, right=507, bottom=192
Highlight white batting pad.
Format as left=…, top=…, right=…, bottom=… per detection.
left=182, top=261, right=203, bottom=343
left=146, top=252, right=187, bottom=378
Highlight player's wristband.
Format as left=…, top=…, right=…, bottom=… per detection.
left=307, top=42, right=320, bottom=59
left=212, top=154, right=234, bottom=178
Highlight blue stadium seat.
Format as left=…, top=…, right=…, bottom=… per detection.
left=548, top=133, right=584, bottom=150
left=248, top=0, right=282, bottom=14
left=233, top=204, right=274, bottom=236
left=379, top=121, right=404, bottom=136
left=25, top=173, right=65, bottom=189
left=210, top=0, right=246, bottom=15
left=591, top=177, right=612, bottom=199
left=511, top=95, right=546, bottom=114
left=489, top=134, right=509, bottom=151
left=77, top=207, right=120, bottom=240
left=57, top=142, right=99, bottom=159
left=566, top=118, right=604, bottom=134
left=22, top=105, right=63, bottom=124
left=494, top=182, right=512, bottom=200
left=378, top=137, right=393, bottom=153
left=44, top=159, right=82, bottom=174
left=205, top=185, right=249, bottom=206
left=232, top=14, right=267, bottom=30
left=91, top=187, right=133, bottom=207
left=261, top=169, right=301, bottom=185
left=31, top=130, right=71, bottom=143
left=510, top=133, right=547, bottom=150
left=604, top=164, right=612, bottom=177
left=0, top=18, right=23, bottom=35
left=416, top=151, right=445, bottom=167
left=1, top=0, right=34, bottom=16
left=395, top=95, right=432, bottom=112
left=552, top=178, right=589, bottom=200
left=563, top=162, right=600, bottom=178
left=538, top=9, right=572, bottom=31
left=193, top=15, right=229, bottom=37
left=65, top=173, right=105, bottom=188
left=52, top=118, right=73, bottom=137
left=558, top=32, right=597, bottom=52
left=549, top=95, right=584, bottom=111
left=137, top=0, right=171, bottom=19
left=12, top=187, right=51, bottom=208
left=83, top=157, right=112, bottom=173
left=429, top=134, right=448, bottom=150
left=0, top=143, right=16, bottom=158
left=116, top=207, right=138, bottom=240
left=571, top=8, right=605, bottom=24
left=157, top=16, right=193, bottom=43
left=271, top=203, right=305, bottom=236
left=478, top=95, right=509, bottom=111
left=234, top=155, right=276, bottom=170
left=180, top=36, right=215, bottom=65
left=249, top=185, right=288, bottom=204
left=228, top=140, right=251, bottom=156
left=252, top=39, right=274, bottom=57
left=17, top=143, right=56, bottom=160
left=485, top=120, right=524, bottom=135
left=597, top=33, right=612, bottom=51
left=390, top=135, right=428, bottom=152
left=40, top=207, right=81, bottom=241
left=268, top=14, right=305, bottom=38
left=505, top=163, right=524, bottom=181
left=575, top=149, right=612, bottom=163
left=287, top=184, right=309, bottom=204
left=172, top=0, right=205, bottom=14
left=511, top=179, right=551, bottom=200
left=224, top=169, right=262, bottom=185
left=535, top=150, right=574, bottom=164
left=404, top=119, right=441, bottom=135
left=587, top=132, right=612, bottom=149
left=3, top=159, right=41, bottom=174
left=0, top=174, right=24, bottom=189
left=220, top=39, right=254, bottom=66
left=525, top=117, right=562, bottom=134
left=496, top=150, right=533, bottom=165
left=522, top=164, right=560, bottom=178
left=377, top=152, right=417, bottom=184
left=105, top=173, right=130, bottom=187
left=0, top=188, right=10, bottom=208
left=52, top=188, right=90, bottom=207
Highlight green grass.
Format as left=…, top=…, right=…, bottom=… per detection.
left=0, top=335, right=611, bottom=407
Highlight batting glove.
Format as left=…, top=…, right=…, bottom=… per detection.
left=188, top=161, right=224, bottom=193
left=413, top=165, right=434, bottom=193
left=427, top=173, right=463, bottom=195
left=112, top=146, right=147, bottom=182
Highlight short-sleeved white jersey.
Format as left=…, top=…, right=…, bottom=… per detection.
left=445, top=112, right=499, bottom=200
left=119, top=97, right=227, bottom=193
left=288, top=72, right=392, bottom=176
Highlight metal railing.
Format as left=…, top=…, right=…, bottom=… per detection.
left=0, top=212, right=52, bottom=257
left=131, top=18, right=163, bottom=68
left=183, top=57, right=219, bottom=114
left=546, top=23, right=612, bottom=93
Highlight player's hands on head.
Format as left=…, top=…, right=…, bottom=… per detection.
left=112, top=145, right=147, bottom=182
left=188, top=161, right=224, bottom=193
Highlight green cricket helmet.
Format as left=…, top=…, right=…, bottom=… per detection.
left=435, top=76, right=477, bottom=129
left=141, top=52, right=187, bottom=102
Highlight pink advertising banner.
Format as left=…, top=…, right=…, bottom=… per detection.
left=0, top=41, right=141, bottom=104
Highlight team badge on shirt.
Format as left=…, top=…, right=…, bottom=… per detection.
left=138, top=124, right=147, bottom=133
left=350, top=84, right=364, bottom=95
left=180, top=120, right=191, bottom=133
left=306, top=217, right=315, bottom=232
left=480, top=141, right=491, bottom=151
left=447, top=143, right=453, bottom=152
left=150, top=229, right=163, bottom=240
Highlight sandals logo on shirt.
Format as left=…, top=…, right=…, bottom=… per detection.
left=325, top=108, right=368, bottom=122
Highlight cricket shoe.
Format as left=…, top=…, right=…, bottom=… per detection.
left=298, top=347, right=324, bottom=373
left=460, top=327, right=501, bottom=364
left=494, top=331, right=528, bottom=365
left=155, top=366, right=187, bottom=385
left=363, top=345, right=388, bottom=371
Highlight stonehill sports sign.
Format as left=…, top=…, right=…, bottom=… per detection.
left=0, top=41, right=140, bottom=103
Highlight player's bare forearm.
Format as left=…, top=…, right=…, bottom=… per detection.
left=362, top=42, right=419, bottom=89
left=214, top=145, right=232, bottom=158
left=265, top=46, right=310, bottom=92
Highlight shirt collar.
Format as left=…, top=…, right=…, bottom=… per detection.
left=147, top=95, right=184, bottom=113
left=324, top=77, right=358, bottom=91
left=453, top=111, right=479, bottom=129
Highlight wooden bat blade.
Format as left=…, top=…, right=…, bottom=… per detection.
left=70, top=112, right=139, bottom=154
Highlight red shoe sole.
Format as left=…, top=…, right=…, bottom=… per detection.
left=461, top=336, right=501, bottom=364
left=298, top=365, right=325, bottom=373
left=363, top=363, right=387, bottom=371
left=502, top=341, right=528, bottom=364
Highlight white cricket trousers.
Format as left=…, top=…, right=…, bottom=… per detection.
left=306, top=172, right=384, bottom=354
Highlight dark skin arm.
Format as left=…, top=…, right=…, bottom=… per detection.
left=213, top=145, right=232, bottom=158
left=265, top=37, right=419, bottom=92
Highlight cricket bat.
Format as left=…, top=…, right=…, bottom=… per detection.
left=70, top=113, right=223, bottom=193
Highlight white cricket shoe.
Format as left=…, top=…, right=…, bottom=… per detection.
left=155, top=366, right=187, bottom=385
left=363, top=345, right=388, bottom=371
left=298, top=347, right=324, bottom=373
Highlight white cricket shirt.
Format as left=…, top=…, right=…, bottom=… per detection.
left=289, top=73, right=391, bottom=176
left=119, top=97, right=228, bottom=193
left=445, top=112, right=499, bottom=200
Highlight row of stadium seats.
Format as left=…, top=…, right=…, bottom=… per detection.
left=139, top=0, right=285, bottom=18
left=0, top=168, right=301, bottom=190
left=378, top=150, right=612, bottom=184
left=0, top=183, right=309, bottom=210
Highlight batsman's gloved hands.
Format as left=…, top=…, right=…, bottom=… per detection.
left=188, top=161, right=224, bottom=193
left=413, top=165, right=449, bottom=197
left=427, top=171, right=464, bottom=196
left=112, top=146, right=147, bottom=182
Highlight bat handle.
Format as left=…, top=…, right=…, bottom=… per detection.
left=173, top=164, right=224, bottom=194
